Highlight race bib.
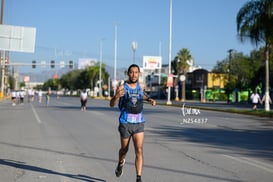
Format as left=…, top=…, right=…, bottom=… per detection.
left=127, top=113, right=142, bottom=123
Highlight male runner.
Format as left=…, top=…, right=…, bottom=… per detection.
left=110, top=64, right=156, bottom=182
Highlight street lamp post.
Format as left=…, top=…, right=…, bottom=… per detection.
left=114, top=24, right=118, bottom=95
left=99, top=39, right=104, bottom=97
left=0, top=59, right=5, bottom=96
left=264, top=49, right=270, bottom=111
left=0, top=0, right=5, bottom=97
left=227, top=49, right=233, bottom=103
left=166, top=0, right=173, bottom=105
left=131, top=41, right=137, bottom=64
left=228, top=49, right=233, bottom=73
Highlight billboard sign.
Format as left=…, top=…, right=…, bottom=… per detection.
left=78, top=58, right=97, bottom=69
left=143, top=56, right=162, bottom=69
left=0, top=24, right=36, bottom=53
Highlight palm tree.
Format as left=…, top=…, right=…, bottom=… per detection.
left=175, top=48, right=193, bottom=101
left=237, top=0, right=273, bottom=111
left=86, top=64, right=100, bottom=89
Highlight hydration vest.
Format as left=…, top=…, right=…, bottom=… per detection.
left=119, top=82, right=144, bottom=114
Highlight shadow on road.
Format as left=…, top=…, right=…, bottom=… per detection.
left=0, top=158, right=106, bottom=182
left=148, top=125, right=273, bottom=161
left=0, top=141, right=244, bottom=182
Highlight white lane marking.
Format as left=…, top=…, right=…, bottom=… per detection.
left=31, top=103, right=42, bottom=124
left=222, top=154, right=273, bottom=173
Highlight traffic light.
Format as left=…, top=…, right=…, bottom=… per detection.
left=50, top=60, right=55, bottom=68
left=69, top=60, right=73, bottom=69
left=32, top=60, right=36, bottom=68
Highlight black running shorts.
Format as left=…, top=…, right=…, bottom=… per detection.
left=118, top=123, right=144, bottom=138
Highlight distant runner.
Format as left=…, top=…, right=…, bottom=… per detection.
left=80, top=89, right=88, bottom=111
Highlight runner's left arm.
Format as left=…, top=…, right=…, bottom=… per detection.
left=143, top=92, right=156, bottom=106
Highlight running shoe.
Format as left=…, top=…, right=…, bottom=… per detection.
left=115, top=159, right=125, bottom=177
left=136, top=175, right=142, bottom=182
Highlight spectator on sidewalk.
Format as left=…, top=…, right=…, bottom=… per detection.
left=250, top=89, right=262, bottom=110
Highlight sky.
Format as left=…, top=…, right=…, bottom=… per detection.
left=3, top=0, right=257, bottom=74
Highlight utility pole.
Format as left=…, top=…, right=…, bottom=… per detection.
left=227, top=49, right=233, bottom=103
left=0, top=0, right=4, bottom=24
left=166, top=0, right=173, bottom=105
left=0, top=0, right=5, bottom=97
left=113, top=24, right=118, bottom=95
left=99, top=38, right=104, bottom=97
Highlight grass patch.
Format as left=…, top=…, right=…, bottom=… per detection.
left=226, top=109, right=273, bottom=118
left=201, top=107, right=273, bottom=118
left=160, top=102, right=273, bottom=118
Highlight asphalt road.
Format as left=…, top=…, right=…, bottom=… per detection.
left=0, top=96, right=273, bottom=182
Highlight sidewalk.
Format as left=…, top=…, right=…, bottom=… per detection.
left=156, top=99, right=273, bottom=118
left=156, top=99, right=250, bottom=110
left=0, top=96, right=9, bottom=101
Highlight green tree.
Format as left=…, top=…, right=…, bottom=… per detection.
left=213, top=53, right=238, bottom=102
left=231, top=52, right=257, bottom=90
left=86, top=64, right=100, bottom=90
left=212, top=51, right=262, bottom=101
left=59, top=69, right=82, bottom=91
left=19, top=82, right=25, bottom=89
left=248, top=48, right=266, bottom=89
left=43, top=78, right=59, bottom=91
left=237, top=0, right=273, bottom=111
left=76, top=70, right=90, bottom=89
left=58, top=63, right=110, bottom=94
left=34, top=84, right=43, bottom=91
left=85, top=63, right=109, bottom=90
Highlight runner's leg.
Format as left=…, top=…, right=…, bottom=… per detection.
left=133, top=132, right=144, bottom=176
left=119, top=137, right=130, bottom=162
